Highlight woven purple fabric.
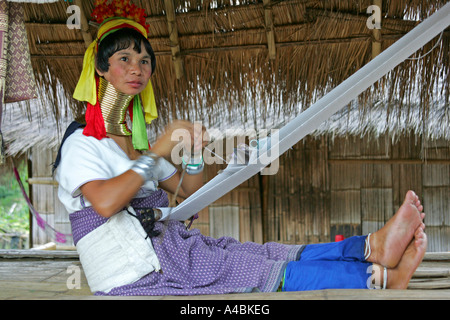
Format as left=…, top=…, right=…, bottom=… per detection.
left=69, top=209, right=107, bottom=246
left=70, top=190, right=304, bottom=296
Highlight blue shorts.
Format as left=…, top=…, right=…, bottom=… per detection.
left=283, top=235, right=372, bottom=291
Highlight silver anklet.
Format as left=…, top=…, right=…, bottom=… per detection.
left=365, top=233, right=387, bottom=289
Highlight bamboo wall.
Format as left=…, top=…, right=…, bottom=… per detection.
left=196, top=163, right=263, bottom=244
left=264, top=136, right=330, bottom=244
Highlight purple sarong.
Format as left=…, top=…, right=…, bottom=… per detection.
left=69, top=190, right=304, bottom=296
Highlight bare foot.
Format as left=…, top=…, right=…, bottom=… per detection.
left=366, top=190, right=425, bottom=268
left=387, top=227, right=427, bottom=289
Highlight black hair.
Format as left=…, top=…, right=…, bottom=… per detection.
left=95, top=28, right=156, bottom=75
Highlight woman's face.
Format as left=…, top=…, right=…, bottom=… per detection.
left=96, top=41, right=153, bottom=96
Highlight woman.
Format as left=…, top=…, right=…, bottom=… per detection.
left=54, top=14, right=427, bottom=296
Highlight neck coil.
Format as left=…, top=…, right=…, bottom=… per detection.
left=98, top=76, right=134, bottom=136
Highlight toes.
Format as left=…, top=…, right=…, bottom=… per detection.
left=420, top=212, right=426, bottom=221
left=406, top=191, right=424, bottom=212
left=415, top=226, right=423, bottom=237
left=405, top=190, right=417, bottom=203
left=414, top=226, right=427, bottom=243
left=415, top=232, right=427, bottom=248
left=415, top=201, right=423, bottom=212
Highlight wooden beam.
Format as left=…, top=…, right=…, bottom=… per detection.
left=0, top=249, right=79, bottom=259
left=30, top=32, right=408, bottom=59
left=27, top=177, right=58, bottom=186
left=263, top=0, right=276, bottom=60
left=164, top=0, right=184, bottom=79
left=73, top=0, right=92, bottom=48
left=328, top=159, right=450, bottom=165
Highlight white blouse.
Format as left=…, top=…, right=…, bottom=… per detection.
left=55, top=129, right=176, bottom=213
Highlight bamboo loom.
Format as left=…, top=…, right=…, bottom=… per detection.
left=159, top=2, right=450, bottom=222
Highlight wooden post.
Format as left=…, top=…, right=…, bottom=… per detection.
left=73, top=0, right=93, bottom=48
left=164, top=0, right=184, bottom=79
left=263, top=0, right=276, bottom=60
left=372, top=0, right=382, bottom=59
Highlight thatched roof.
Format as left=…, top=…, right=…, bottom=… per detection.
left=2, top=0, right=450, bottom=157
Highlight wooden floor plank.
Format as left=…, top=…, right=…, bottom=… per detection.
left=1, top=251, right=449, bottom=300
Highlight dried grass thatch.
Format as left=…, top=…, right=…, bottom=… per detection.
left=2, top=0, right=449, bottom=156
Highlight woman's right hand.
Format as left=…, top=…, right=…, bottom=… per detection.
left=149, top=120, right=207, bottom=160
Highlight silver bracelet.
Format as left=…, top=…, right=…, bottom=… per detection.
left=184, top=161, right=204, bottom=175
left=182, top=154, right=204, bottom=175
left=131, top=155, right=158, bottom=181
